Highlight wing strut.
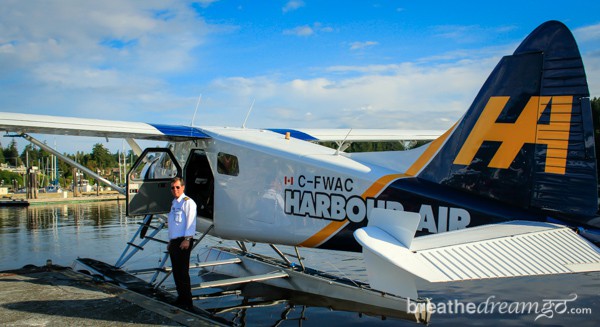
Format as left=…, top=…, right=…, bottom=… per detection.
left=21, top=133, right=126, bottom=195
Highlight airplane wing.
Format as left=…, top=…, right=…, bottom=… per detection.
left=354, top=209, right=600, bottom=299
left=0, top=112, right=210, bottom=141
left=268, top=128, right=445, bottom=142
left=0, top=112, right=439, bottom=143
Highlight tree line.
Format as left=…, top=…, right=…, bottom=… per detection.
left=0, top=140, right=137, bottom=189
left=589, top=97, right=600, bottom=174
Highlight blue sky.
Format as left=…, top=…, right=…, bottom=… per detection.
left=1, top=0, right=600, bottom=154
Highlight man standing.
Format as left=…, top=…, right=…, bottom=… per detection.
left=168, top=177, right=197, bottom=311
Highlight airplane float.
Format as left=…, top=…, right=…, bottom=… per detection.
left=1, top=20, right=599, bottom=316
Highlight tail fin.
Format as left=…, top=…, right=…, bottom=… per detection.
left=419, top=21, right=598, bottom=220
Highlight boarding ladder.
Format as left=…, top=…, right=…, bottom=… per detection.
left=114, top=214, right=170, bottom=284
left=114, top=214, right=215, bottom=286
left=114, top=215, right=291, bottom=292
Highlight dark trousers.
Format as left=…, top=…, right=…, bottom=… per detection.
left=168, top=237, right=194, bottom=308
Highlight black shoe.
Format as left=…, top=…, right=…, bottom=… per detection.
left=183, top=305, right=198, bottom=313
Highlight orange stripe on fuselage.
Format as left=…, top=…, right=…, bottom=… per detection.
left=298, top=124, right=456, bottom=248
left=297, top=220, right=348, bottom=247
left=298, top=173, right=403, bottom=247
left=405, top=123, right=456, bottom=176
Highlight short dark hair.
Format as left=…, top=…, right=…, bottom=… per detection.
left=171, top=177, right=185, bottom=186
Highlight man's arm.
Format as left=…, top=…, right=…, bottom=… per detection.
left=183, top=199, right=197, bottom=238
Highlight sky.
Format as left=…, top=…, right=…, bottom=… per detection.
left=1, top=0, right=600, bottom=154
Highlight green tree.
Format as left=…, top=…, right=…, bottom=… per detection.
left=0, top=170, right=23, bottom=189
left=592, top=97, right=600, bottom=128
left=319, top=140, right=428, bottom=153
left=56, top=153, right=75, bottom=187
left=0, top=142, right=4, bottom=164
left=3, top=139, right=21, bottom=167
left=19, top=143, right=50, bottom=167
left=89, top=143, right=116, bottom=174
left=592, top=97, right=600, bottom=179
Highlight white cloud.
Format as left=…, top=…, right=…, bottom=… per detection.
left=349, top=41, right=379, bottom=50
left=283, top=0, right=305, bottom=13
left=195, top=0, right=220, bottom=8
left=574, top=23, right=600, bottom=42
left=583, top=52, right=600, bottom=97
left=284, top=25, right=314, bottom=37
left=571, top=24, right=600, bottom=97
left=313, top=22, right=333, bottom=33
left=431, top=24, right=517, bottom=44
left=326, top=63, right=403, bottom=74
left=432, top=25, right=480, bottom=40
left=206, top=56, right=494, bottom=130
left=1, top=1, right=213, bottom=72
left=0, top=0, right=217, bottom=123
left=283, top=23, right=333, bottom=37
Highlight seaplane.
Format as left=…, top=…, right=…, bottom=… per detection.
left=1, top=20, right=599, bottom=323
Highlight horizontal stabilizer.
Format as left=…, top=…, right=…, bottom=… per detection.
left=355, top=219, right=600, bottom=298
left=0, top=112, right=210, bottom=141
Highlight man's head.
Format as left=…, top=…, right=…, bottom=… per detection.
left=171, top=177, right=185, bottom=198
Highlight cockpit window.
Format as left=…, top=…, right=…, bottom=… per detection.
left=129, top=150, right=178, bottom=181
left=154, top=153, right=178, bottom=179
left=217, top=152, right=239, bottom=176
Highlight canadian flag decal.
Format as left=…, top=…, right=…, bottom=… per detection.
left=284, top=176, right=294, bottom=185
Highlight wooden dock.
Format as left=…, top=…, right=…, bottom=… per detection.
left=0, top=199, right=29, bottom=206
left=0, top=263, right=219, bottom=326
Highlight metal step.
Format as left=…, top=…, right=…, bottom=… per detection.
left=136, top=222, right=160, bottom=230
left=193, top=271, right=288, bottom=290
left=194, top=258, right=242, bottom=268
left=126, top=242, right=144, bottom=250
left=127, top=267, right=162, bottom=274
left=162, top=258, right=242, bottom=273
left=143, top=236, right=168, bottom=244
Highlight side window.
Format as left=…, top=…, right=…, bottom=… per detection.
left=217, top=152, right=239, bottom=176
left=153, top=153, right=178, bottom=179
left=130, top=154, right=155, bottom=181
left=130, top=150, right=178, bottom=181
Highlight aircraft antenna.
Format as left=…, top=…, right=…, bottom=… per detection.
left=191, top=94, right=202, bottom=127
left=335, top=128, right=353, bottom=156
left=242, top=98, right=255, bottom=129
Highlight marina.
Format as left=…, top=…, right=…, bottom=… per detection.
left=1, top=201, right=598, bottom=325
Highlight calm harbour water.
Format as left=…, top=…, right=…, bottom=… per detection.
left=0, top=201, right=598, bottom=326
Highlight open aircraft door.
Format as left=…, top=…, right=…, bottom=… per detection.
left=127, top=148, right=181, bottom=216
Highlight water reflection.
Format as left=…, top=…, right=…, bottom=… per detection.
left=193, top=281, right=419, bottom=326
left=0, top=201, right=142, bottom=271
left=23, top=202, right=128, bottom=229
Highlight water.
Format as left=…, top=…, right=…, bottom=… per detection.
left=1, top=202, right=598, bottom=326
left=0, top=202, right=135, bottom=269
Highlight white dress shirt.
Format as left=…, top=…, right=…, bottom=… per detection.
left=168, top=193, right=197, bottom=240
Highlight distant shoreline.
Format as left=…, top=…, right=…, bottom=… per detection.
left=1, top=191, right=125, bottom=205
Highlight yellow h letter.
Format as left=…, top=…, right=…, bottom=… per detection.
left=453, top=96, right=572, bottom=174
